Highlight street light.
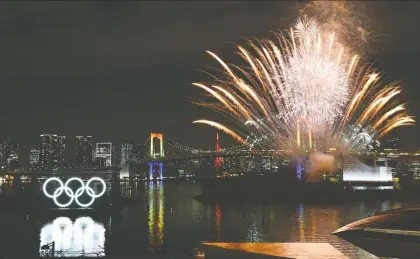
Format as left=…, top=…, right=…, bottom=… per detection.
left=41, top=241, right=55, bottom=258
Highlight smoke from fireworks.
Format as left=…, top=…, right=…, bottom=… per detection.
left=192, top=16, right=414, bottom=153
left=299, top=1, right=373, bottom=55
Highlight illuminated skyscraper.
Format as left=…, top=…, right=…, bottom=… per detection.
left=29, top=148, right=40, bottom=166
left=76, top=136, right=93, bottom=168
left=120, top=143, right=133, bottom=166
left=57, top=136, right=66, bottom=162
left=215, top=132, right=222, bottom=168
left=39, top=134, right=57, bottom=169
left=96, top=142, right=112, bottom=167
left=39, top=134, right=66, bottom=169
left=130, top=143, right=146, bottom=163
left=92, top=147, right=97, bottom=161
left=0, top=141, right=19, bottom=167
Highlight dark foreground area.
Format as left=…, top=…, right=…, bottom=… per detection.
left=0, top=181, right=414, bottom=259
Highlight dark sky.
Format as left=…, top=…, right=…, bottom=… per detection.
left=0, top=2, right=419, bottom=160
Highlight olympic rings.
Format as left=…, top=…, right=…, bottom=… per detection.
left=43, top=177, right=107, bottom=208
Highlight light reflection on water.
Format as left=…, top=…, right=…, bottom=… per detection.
left=136, top=182, right=406, bottom=259
left=0, top=181, right=412, bottom=258
left=246, top=213, right=263, bottom=242
left=215, top=204, right=221, bottom=240
left=39, top=216, right=105, bottom=257
left=297, top=203, right=305, bottom=242
left=147, top=182, right=164, bottom=251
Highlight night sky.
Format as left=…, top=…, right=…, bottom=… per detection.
left=0, top=2, right=420, bottom=160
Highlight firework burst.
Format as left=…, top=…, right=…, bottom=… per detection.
left=192, top=17, right=414, bottom=153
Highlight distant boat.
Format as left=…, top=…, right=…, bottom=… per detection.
left=333, top=205, right=420, bottom=259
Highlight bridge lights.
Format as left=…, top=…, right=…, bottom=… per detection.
left=148, top=162, right=163, bottom=181
left=150, top=133, right=164, bottom=158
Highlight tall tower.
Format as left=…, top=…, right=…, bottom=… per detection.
left=76, top=136, right=93, bottom=168
left=29, top=148, right=40, bottom=166
left=96, top=143, right=112, bottom=167
left=0, top=141, right=19, bottom=167
left=56, top=136, right=66, bottom=163
left=215, top=132, right=222, bottom=168
left=150, top=133, right=164, bottom=159
left=149, top=133, right=164, bottom=181
left=120, top=142, right=133, bottom=166
left=39, top=134, right=58, bottom=169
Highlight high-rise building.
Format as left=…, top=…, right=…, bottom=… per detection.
left=39, top=134, right=56, bottom=169
left=130, top=143, right=146, bottom=163
left=229, top=156, right=241, bottom=172
left=92, top=147, right=97, bottom=161
left=0, top=141, right=8, bottom=166
left=96, top=142, right=112, bottom=167
left=76, top=136, right=93, bottom=168
left=120, top=143, right=133, bottom=166
left=0, top=141, right=19, bottom=167
left=29, top=148, right=40, bottom=166
left=112, top=145, right=118, bottom=166
left=39, top=134, right=66, bottom=169
left=57, top=136, right=66, bottom=162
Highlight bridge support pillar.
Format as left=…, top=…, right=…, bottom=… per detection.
left=148, top=162, right=153, bottom=181
left=159, top=162, right=163, bottom=181
left=297, top=158, right=302, bottom=180
left=148, top=161, right=164, bottom=181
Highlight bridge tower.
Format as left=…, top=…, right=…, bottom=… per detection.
left=150, top=133, right=164, bottom=158
left=215, top=132, right=222, bottom=168
left=149, top=133, right=164, bottom=181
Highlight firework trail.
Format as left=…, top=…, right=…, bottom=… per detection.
left=192, top=16, right=414, bottom=153
left=192, top=120, right=247, bottom=144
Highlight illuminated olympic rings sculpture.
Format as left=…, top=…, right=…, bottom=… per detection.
left=43, top=177, right=106, bottom=208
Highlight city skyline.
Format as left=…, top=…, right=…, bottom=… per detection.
left=0, top=131, right=408, bottom=169
left=0, top=134, right=143, bottom=167
left=0, top=128, right=236, bottom=167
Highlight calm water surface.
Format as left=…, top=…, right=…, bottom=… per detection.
left=0, top=180, right=413, bottom=258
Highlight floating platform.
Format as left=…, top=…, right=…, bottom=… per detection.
left=200, top=242, right=348, bottom=259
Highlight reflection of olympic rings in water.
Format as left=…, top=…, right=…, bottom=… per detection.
left=39, top=216, right=106, bottom=257
left=43, top=177, right=106, bottom=208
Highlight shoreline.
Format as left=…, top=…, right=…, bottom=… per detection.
left=195, top=188, right=420, bottom=205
